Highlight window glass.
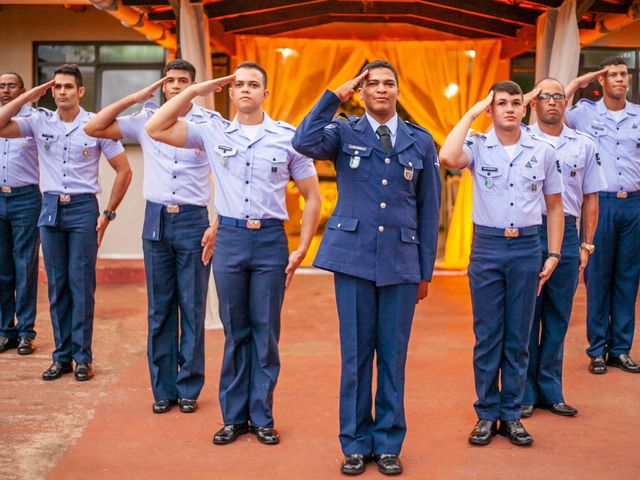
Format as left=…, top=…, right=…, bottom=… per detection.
left=100, top=69, right=162, bottom=115
left=99, top=45, right=164, bottom=63
left=582, top=49, right=636, bottom=68
left=37, top=45, right=95, bottom=64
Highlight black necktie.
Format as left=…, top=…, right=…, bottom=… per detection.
left=376, top=125, right=392, bottom=154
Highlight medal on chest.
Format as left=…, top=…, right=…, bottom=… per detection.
left=349, top=150, right=361, bottom=169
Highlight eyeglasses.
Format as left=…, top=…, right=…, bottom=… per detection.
left=0, top=83, right=19, bottom=90
left=537, top=93, right=566, bottom=101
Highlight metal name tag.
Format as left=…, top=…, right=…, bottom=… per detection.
left=349, top=155, right=360, bottom=169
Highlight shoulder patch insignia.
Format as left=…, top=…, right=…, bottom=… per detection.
left=595, top=152, right=601, bottom=165
left=556, top=159, right=562, bottom=173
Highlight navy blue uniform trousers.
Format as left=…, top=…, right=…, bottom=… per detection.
left=213, top=219, right=288, bottom=428
left=468, top=227, right=542, bottom=421
left=585, top=192, right=640, bottom=358
left=525, top=216, right=579, bottom=406
left=0, top=185, right=40, bottom=340
left=334, top=272, right=418, bottom=456
left=39, top=193, right=98, bottom=364
left=143, top=202, right=211, bottom=402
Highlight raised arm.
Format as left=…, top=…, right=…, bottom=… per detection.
left=439, top=91, right=493, bottom=169
left=565, top=68, right=608, bottom=99
left=84, top=76, right=167, bottom=139
left=0, top=80, right=54, bottom=137
left=145, top=74, right=235, bottom=148
left=291, top=71, right=368, bottom=160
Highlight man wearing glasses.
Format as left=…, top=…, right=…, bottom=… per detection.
left=565, top=57, right=640, bottom=375
left=521, top=78, right=606, bottom=418
left=0, top=72, right=40, bottom=355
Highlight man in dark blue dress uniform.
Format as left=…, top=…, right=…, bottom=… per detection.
left=293, top=60, right=442, bottom=476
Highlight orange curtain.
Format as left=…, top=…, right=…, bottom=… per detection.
left=236, top=36, right=368, bottom=125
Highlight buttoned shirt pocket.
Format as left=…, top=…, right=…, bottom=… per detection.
left=257, top=147, right=290, bottom=181
left=321, top=216, right=359, bottom=263
left=396, top=227, right=420, bottom=274
left=37, top=132, right=58, bottom=152
left=517, top=166, right=545, bottom=195
left=396, top=153, right=423, bottom=190
left=212, top=143, right=240, bottom=175
left=563, top=151, right=585, bottom=183
left=475, top=165, right=503, bottom=195
left=79, top=139, right=99, bottom=159
left=587, top=123, right=608, bottom=144
left=340, top=144, right=372, bottom=181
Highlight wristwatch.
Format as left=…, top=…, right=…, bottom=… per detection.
left=103, top=210, right=117, bottom=221
left=548, top=252, right=561, bottom=261
left=580, top=242, right=595, bottom=254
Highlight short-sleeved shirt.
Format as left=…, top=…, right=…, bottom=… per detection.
left=185, top=113, right=316, bottom=220
left=14, top=107, right=124, bottom=195
left=462, top=128, right=564, bottom=228
left=530, top=123, right=607, bottom=217
left=565, top=98, right=640, bottom=193
left=117, top=101, right=212, bottom=206
left=2, top=105, right=39, bottom=188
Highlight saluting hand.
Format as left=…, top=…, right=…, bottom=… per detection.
left=201, top=225, right=217, bottom=265
left=128, top=76, right=168, bottom=104
left=468, top=91, right=494, bottom=120
left=333, top=70, right=369, bottom=103
left=523, top=87, right=541, bottom=105
left=189, top=74, right=236, bottom=97
left=96, top=214, right=110, bottom=248
left=284, top=249, right=306, bottom=289
left=24, top=80, right=55, bottom=104
left=537, top=256, right=559, bottom=295
left=574, top=68, right=609, bottom=89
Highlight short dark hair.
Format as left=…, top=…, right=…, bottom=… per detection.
left=490, top=80, right=523, bottom=98
left=534, top=77, right=565, bottom=93
left=53, top=64, right=83, bottom=87
left=600, top=56, right=627, bottom=69
left=360, top=60, right=398, bottom=87
left=0, top=71, right=24, bottom=89
left=234, top=61, right=268, bottom=88
left=164, top=59, right=196, bottom=81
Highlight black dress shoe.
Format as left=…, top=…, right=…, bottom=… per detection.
left=178, top=398, right=197, bottom=413
left=498, top=420, right=533, bottom=446
left=541, top=402, right=578, bottom=416
left=0, top=336, right=19, bottom=353
left=589, top=355, right=607, bottom=374
left=152, top=399, right=176, bottom=414
left=74, top=363, right=94, bottom=381
left=212, top=424, right=249, bottom=445
left=341, top=454, right=371, bottom=475
left=520, top=404, right=535, bottom=418
left=468, top=419, right=497, bottom=445
left=607, top=353, right=640, bottom=373
left=17, top=336, right=35, bottom=355
left=42, top=361, right=73, bottom=380
left=375, top=454, right=402, bottom=476
left=250, top=426, right=280, bottom=445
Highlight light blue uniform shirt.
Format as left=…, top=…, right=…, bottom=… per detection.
left=1, top=105, right=39, bottom=188
left=530, top=123, right=607, bottom=218
left=14, top=107, right=124, bottom=195
left=565, top=98, right=640, bottom=193
left=117, top=101, right=211, bottom=207
left=185, top=113, right=316, bottom=221
left=462, top=128, right=564, bottom=228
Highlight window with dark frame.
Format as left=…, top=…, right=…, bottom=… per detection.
left=34, top=42, right=166, bottom=114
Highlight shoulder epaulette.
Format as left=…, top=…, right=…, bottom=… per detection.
left=570, top=98, right=596, bottom=111
left=35, top=107, right=54, bottom=117
left=574, top=129, right=596, bottom=142
left=142, top=101, right=160, bottom=111
left=405, top=120, right=431, bottom=137
left=530, top=132, right=555, bottom=149
left=275, top=120, right=295, bottom=131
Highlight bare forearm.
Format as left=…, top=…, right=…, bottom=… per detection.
left=546, top=202, right=565, bottom=254
left=145, top=86, right=197, bottom=138
left=0, top=94, right=27, bottom=129
left=581, top=193, right=599, bottom=244
left=105, top=168, right=132, bottom=212
left=439, top=111, right=474, bottom=169
left=297, top=195, right=321, bottom=253
left=85, top=96, right=137, bottom=137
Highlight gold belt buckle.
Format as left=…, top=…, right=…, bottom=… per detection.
left=616, top=191, right=628, bottom=199
left=1, top=186, right=12, bottom=193
left=246, top=219, right=262, bottom=230
left=166, top=205, right=180, bottom=214
left=504, top=228, right=519, bottom=238
left=59, top=194, right=71, bottom=203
